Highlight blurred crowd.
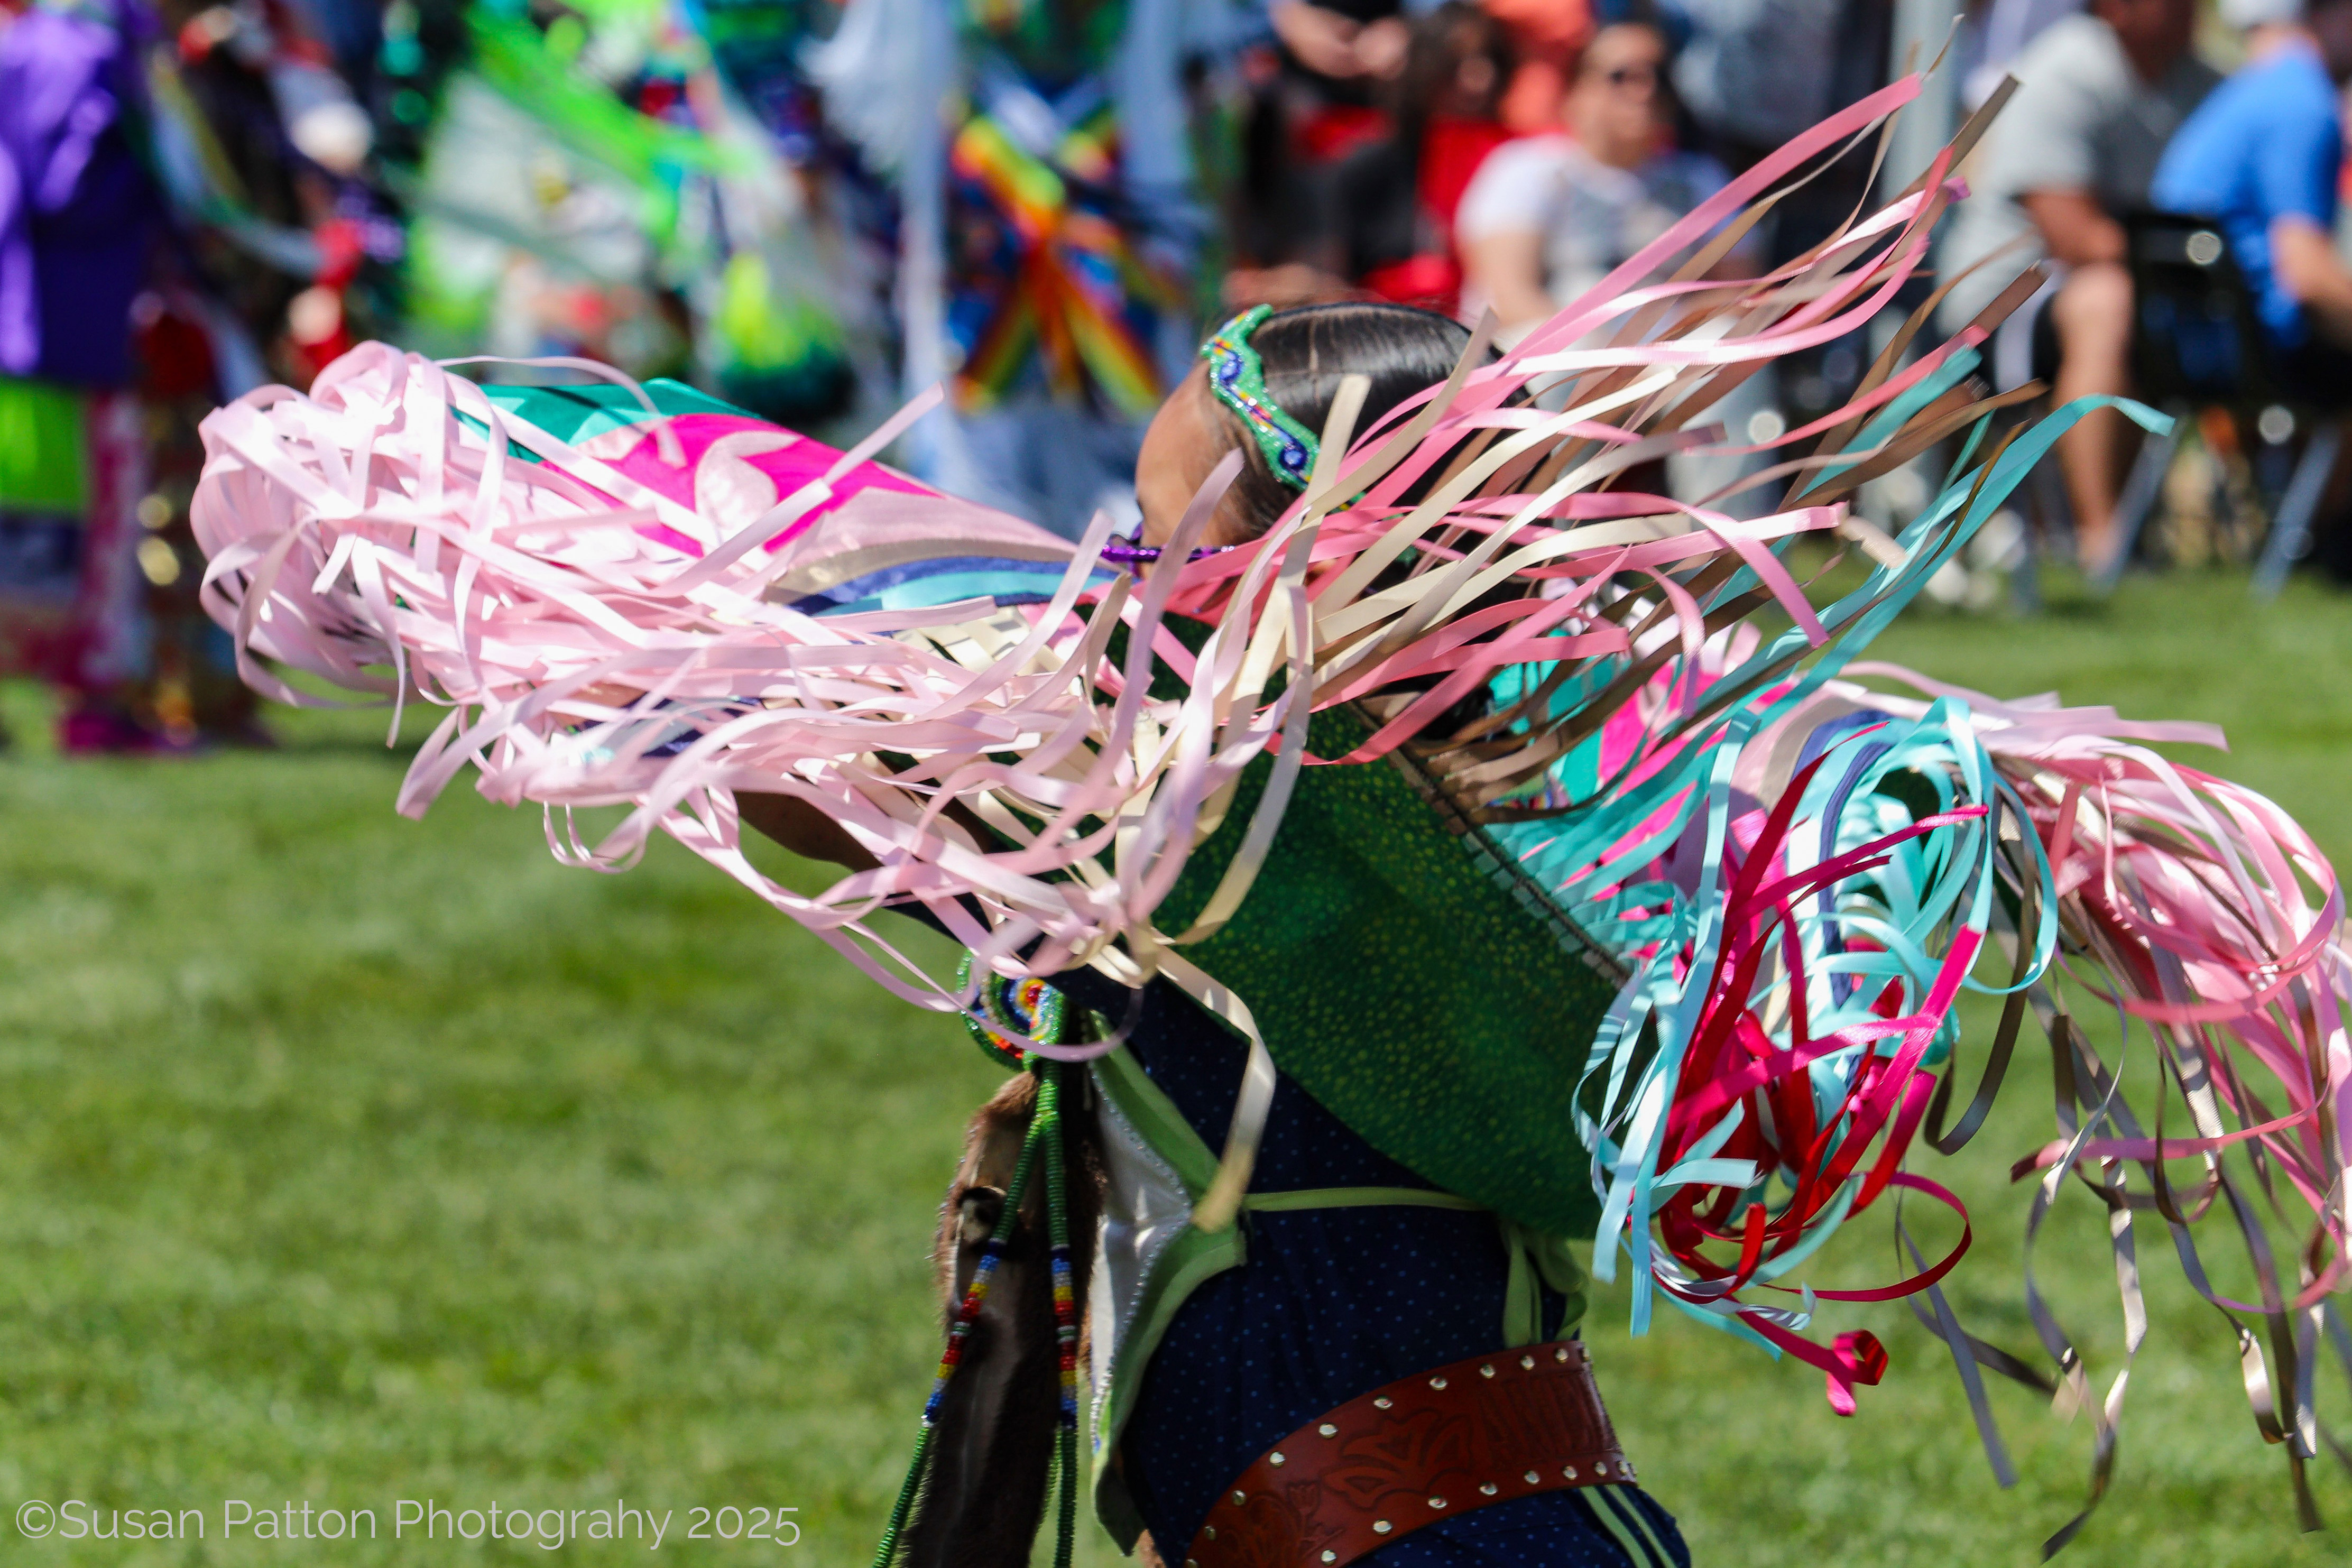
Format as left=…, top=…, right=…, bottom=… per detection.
left=3, top=0, right=2349, bottom=750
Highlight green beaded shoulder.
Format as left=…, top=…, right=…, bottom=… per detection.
left=1153, top=623, right=1618, bottom=1238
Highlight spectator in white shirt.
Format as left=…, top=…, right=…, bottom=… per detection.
left=1455, top=20, right=1748, bottom=339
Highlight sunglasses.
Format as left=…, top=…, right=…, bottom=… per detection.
left=1594, top=62, right=1661, bottom=90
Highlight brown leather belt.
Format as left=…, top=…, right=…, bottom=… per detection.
left=1183, top=1341, right=1633, bottom=1568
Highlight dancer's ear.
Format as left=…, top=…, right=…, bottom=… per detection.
left=1135, top=366, right=1241, bottom=549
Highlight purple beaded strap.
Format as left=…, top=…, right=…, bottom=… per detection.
left=1100, top=537, right=1234, bottom=565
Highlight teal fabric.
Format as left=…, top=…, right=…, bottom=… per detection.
left=475, top=377, right=747, bottom=442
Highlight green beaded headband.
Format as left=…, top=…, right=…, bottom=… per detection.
left=1200, top=305, right=1320, bottom=491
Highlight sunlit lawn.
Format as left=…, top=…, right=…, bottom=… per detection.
left=0, top=564, right=2345, bottom=1564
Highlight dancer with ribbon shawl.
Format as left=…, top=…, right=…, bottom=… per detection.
left=186, top=72, right=2350, bottom=1564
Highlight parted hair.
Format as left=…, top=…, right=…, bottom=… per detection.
left=1210, top=302, right=1495, bottom=539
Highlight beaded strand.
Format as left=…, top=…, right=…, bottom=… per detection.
left=869, top=1081, right=1047, bottom=1568
left=1038, top=1062, right=1081, bottom=1568
left=876, top=967, right=1085, bottom=1568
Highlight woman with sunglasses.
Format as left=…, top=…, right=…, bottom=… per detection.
left=1458, top=21, right=1754, bottom=339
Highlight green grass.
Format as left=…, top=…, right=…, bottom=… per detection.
left=0, top=566, right=2345, bottom=1564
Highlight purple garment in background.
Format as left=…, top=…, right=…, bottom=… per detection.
left=0, top=0, right=160, bottom=388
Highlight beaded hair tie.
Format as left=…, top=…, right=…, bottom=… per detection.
left=1199, top=305, right=1320, bottom=491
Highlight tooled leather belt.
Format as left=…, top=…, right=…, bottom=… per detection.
left=1182, top=1340, right=1633, bottom=1568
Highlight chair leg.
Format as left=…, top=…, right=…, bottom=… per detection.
left=2252, top=422, right=2342, bottom=599
left=2091, top=412, right=2183, bottom=595
left=2009, top=525, right=2043, bottom=613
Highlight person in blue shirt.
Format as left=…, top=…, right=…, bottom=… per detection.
left=2152, top=0, right=2352, bottom=381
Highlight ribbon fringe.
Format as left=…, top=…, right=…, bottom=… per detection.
left=188, top=73, right=2349, bottom=1533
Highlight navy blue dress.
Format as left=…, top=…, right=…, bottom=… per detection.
left=1056, top=971, right=1691, bottom=1568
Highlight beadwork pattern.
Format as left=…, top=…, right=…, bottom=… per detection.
left=1199, top=305, right=1320, bottom=492
left=876, top=965, right=1087, bottom=1568
left=960, top=953, right=1065, bottom=1068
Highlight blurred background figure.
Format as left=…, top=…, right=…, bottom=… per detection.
left=816, top=0, right=1200, bottom=540
left=1479, top=0, right=1591, bottom=132
left=2152, top=0, right=2352, bottom=380
left=1270, top=0, right=1415, bottom=81
left=1234, top=0, right=1418, bottom=274
left=394, top=0, right=872, bottom=428
left=1334, top=1, right=1514, bottom=310
left=1, top=0, right=159, bottom=754
left=1666, top=0, right=1886, bottom=431
left=1230, top=1, right=1514, bottom=312
left=1935, top=0, right=2214, bottom=573
left=0, top=0, right=272, bottom=752
left=1455, top=16, right=1747, bottom=340
left=1958, top=0, right=2084, bottom=109
left=1672, top=0, right=1852, bottom=165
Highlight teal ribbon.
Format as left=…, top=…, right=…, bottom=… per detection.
left=1484, top=391, right=2149, bottom=1342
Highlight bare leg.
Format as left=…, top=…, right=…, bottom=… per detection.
left=2047, top=262, right=2135, bottom=572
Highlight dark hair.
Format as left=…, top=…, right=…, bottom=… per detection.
left=1394, top=2, right=1513, bottom=141
left=1212, top=302, right=1492, bottom=539
left=1575, top=17, right=1679, bottom=109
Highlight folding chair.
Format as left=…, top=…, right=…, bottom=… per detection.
left=2104, top=210, right=2344, bottom=597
